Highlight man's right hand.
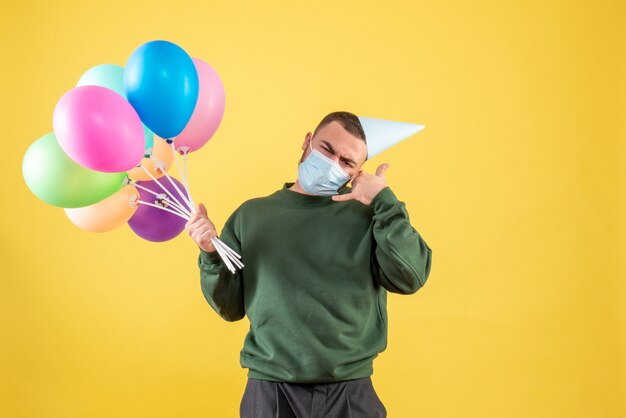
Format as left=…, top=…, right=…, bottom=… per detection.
left=185, top=203, right=218, bottom=253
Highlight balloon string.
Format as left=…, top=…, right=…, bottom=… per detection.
left=213, top=237, right=243, bottom=261
left=156, top=161, right=195, bottom=214
left=138, top=163, right=187, bottom=211
left=211, top=237, right=236, bottom=273
left=195, top=230, right=243, bottom=271
left=182, top=150, right=196, bottom=209
left=146, top=143, right=239, bottom=270
left=129, top=180, right=191, bottom=218
left=214, top=239, right=244, bottom=269
left=170, top=143, right=197, bottom=212
left=136, top=200, right=190, bottom=221
left=213, top=238, right=240, bottom=264
left=137, top=200, right=242, bottom=271
left=170, top=143, right=185, bottom=181
left=206, top=236, right=243, bottom=269
left=218, top=244, right=244, bottom=269
left=138, top=164, right=190, bottom=216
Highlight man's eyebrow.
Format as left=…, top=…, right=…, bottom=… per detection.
left=320, top=140, right=357, bottom=166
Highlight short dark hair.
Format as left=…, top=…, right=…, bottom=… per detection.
left=313, top=111, right=366, bottom=143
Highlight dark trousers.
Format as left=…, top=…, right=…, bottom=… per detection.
left=240, top=376, right=387, bottom=418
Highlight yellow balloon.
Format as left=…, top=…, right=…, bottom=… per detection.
left=127, top=137, right=175, bottom=181
left=64, top=185, right=139, bottom=233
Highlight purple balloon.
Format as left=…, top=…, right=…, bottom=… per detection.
left=128, top=177, right=190, bottom=242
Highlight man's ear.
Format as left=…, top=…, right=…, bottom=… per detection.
left=302, top=132, right=312, bottom=151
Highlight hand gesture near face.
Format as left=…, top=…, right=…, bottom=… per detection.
left=331, top=163, right=390, bottom=206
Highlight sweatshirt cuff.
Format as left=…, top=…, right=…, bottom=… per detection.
left=199, top=249, right=222, bottom=265
left=370, top=186, right=399, bottom=211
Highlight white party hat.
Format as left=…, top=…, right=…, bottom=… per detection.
left=357, top=116, right=425, bottom=158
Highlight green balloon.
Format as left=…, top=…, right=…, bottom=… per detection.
left=22, top=133, right=127, bottom=208
left=77, top=64, right=126, bottom=96
left=77, top=63, right=154, bottom=155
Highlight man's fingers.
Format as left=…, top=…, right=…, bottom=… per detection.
left=187, top=216, right=205, bottom=229
left=185, top=203, right=217, bottom=252
left=188, top=209, right=212, bottom=227
left=198, top=203, right=208, bottom=215
left=350, top=170, right=364, bottom=186
left=192, top=224, right=215, bottom=242
left=332, top=193, right=356, bottom=202
left=188, top=218, right=214, bottom=237
left=189, top=202, right=208, bottom=220
left=375, top=163, right=390, bottom=178
left=196, top=225, right=214, bottom=240
left=199, top=228, right=215, bottom=239
left=187, top=214, right=199, bottom=226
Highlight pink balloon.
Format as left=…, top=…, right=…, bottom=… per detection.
left=53, top=85, right=145, bottom=172
left=173, top=58, right=225, bottom=153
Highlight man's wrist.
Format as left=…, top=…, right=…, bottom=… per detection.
left=368, top=185, right=390, bottom=206
left=200, top=248, right=221, bottom=263
left=370, top=186, right=395, bottom=207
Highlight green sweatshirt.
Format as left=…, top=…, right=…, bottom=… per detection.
left=198, top=182, right=432, bottom=384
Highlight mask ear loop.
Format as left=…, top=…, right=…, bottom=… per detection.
left=337, top=168, right=362, bottom=194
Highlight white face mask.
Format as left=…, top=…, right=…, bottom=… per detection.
left=297, top=138, right=354, bottom=196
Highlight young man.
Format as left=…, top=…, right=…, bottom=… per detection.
left=186, top=111, right=432, bottom=417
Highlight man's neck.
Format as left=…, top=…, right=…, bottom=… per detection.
left=288, top=180, right=315, bottom=196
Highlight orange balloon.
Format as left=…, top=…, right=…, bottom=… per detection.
left=127, top=137, right=175, bottom=181
left=64, top=185, right=139, bottom=232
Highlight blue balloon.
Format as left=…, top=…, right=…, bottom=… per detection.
left=124, top=40, right=199, bottom=139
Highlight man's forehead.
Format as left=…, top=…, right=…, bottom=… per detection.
left=314, top=122, right=367, bottom=162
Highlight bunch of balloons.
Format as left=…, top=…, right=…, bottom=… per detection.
left=22, top=40, right=243, bottom=273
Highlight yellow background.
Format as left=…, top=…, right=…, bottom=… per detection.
left=2, top=1, right=625, bottom=417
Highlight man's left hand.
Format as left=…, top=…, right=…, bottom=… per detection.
left=331, top=163, right=390, bottom=206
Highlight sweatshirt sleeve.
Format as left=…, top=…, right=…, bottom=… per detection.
left=198, top=206, right=245, bottom=322
left=370, top=187, right=432, bottom=295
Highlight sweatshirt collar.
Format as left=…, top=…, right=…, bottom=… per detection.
left=277, top=182, right=351, bottom=206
